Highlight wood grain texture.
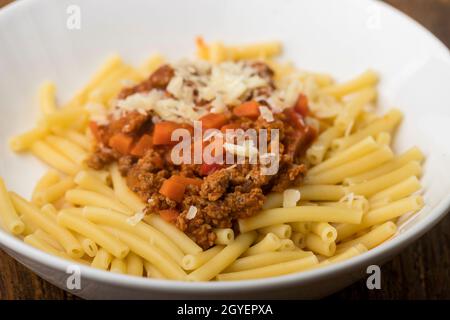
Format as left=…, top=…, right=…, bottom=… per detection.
left=0, top=0, right=449, bottom=300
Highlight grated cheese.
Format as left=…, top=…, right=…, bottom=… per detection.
left=283, top=189, right=301, bottom=208
left=259, top=106, right=274, bottom=122
left=126, top=211, right=145, bottom=226
left=186, top=206, right=198, bottom=220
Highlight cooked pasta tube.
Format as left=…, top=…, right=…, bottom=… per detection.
left=321, top=197, right=370, bottom=214
left=20, top=214, right=38, bottom=235
left=277, top=239, right=296, bottom=251
left=39, top=82, right=57, bottom=115
left=239, top=206, right=363, bottom=232
left=242, top=233, right=281, bottom=257
left=10, top=192, right=83, bottom=257
left=334, top=87, right=377, bottom=130
left=45, top=135, right=88, bottom=165
left=144, top=261, right=166, bottom=279
left=181, top=246, right=224, bottom=270
left=186, top=231, right=257, bottom=281
left=307, top=137, right=379, bottom=176
left=83, top=206, right=184, bottom=264
left=30, top=140, right=79, bottom=175
left=347, top=161, right=422, bottom=197
left=309, top=222, right=337, bottom=242
left=144, top=214, right=202, bottom=255
left=56, top=129, right=92, bottom=151
left=9, top=127, right=48, bottom=152
left=262, top=192, right=284, bottom=210
left=336, top=195, right=423, bottom=241
left=305, top=145, right=393, bottom=185
left=297, top=185, right=348, bottom=201
left=101, top=226, right=186, bottom=280
left=337, top=222, right=397, bottom=251
left=258, top=224, right=292, bottom=239
left=31, top=170, right=60, bottom=202
left=306, top=127, right=344, bottom=165
left=24, top=234, right=72, bottom=260
left=344, top=146, right=424, bottom=185
left=39, top=107, right=88, bottom=129
left=110, top=164, right=146, bottom=212
left=323, top=244, right=368, bottom=264
left=65, top=189, right=133, bottom=215
left=0, top=178, right=25, bottom=235
left=331, top=109, right=403, bottom=151
left=33, top=229, right=64, bottom=251
left=33, top=177, right=75, bottom=207
left=57, top=210, right=129, bottom=258
left=370, top=176, right=421, bottom=204
left=376, top=132, right=391, bottom=146
left=110, top=258, right=127, bottom=274
left=305, top=233, right=336, bottom=257
left=214, top=228, right=234, bottom=245
left=74, top=170, right=115, bottom=198
left=264, top=185, right=348, bottom=210
left=322, top=70, right=378, bottom=98
left=40, top=203, right=58, bottom=220
left=290, top=222, right=311, bottom=234
left=74, top=233, right=98, bottom=258
left=216, top=255, right=319, bottom=281
left=291, top=232, right=306, bottom=249
left=63, top=55, right=123, bottom=109
left=225, top=251, right=313, bottom=273
left=91, top=248, right=112, bottom=270
left=126, top=252, right=144, bottom=276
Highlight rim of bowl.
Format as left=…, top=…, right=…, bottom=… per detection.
left=0, top=0, right=449, bottom=294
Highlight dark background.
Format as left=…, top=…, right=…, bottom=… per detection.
left=0, top=0, right=448, bottom=299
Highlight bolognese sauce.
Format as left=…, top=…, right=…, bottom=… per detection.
left=86, top=60, right=316, bottom=249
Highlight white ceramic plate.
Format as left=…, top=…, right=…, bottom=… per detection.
left=0, top=0, right=449, bottom=299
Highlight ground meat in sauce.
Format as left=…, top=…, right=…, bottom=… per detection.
left=86, top=61, right=316, bottom=249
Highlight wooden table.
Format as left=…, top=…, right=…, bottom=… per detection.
left=0, top=0, right=449, bottom=300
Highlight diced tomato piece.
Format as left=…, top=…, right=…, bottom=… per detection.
left=294, top=93, right=309, bottom=117
left=233, top=101, right=260, bottom=118
left=171, top=175, right=203, bottom=187
left=199, top=163, right=224, bottom=176
left=108, top=133, right=134, bottom=155
left=130, top=134, right=153, bottom=157
left=159, top=209, right=179, bottom=224
left=152, top=121, right=181, bottom=145
left=89, top=121, right=102, bottom=141
left=200, top=113, right=228, bottom=129
left=284, top=107, right=306, bottom=131
left=159, top=177, right=186, bottom=202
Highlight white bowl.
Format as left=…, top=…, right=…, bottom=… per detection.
left=0, top=0, right=449, bottom=299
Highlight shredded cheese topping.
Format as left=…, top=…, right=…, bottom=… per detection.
left=283, top=189, right=301, bottom=208
left=186, top=206, right=198, bottom=220
left=126, top=211, right=145, bottom=226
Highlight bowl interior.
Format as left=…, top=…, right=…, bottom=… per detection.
left=0, top=0, right=449, bottom=292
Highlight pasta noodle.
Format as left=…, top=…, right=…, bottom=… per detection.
left=258, top=224, right=292, bottom=239
left=216, top=255, right=319, bottom=281
left=182, top=246, right=224, bottom=270
left=126, top=252, right=144, bottom=277
left=57, top=209, right=129, bottom=258
left=239, top=206, right=363, bottom=232
left=187, top=232, right=257, bottom=281
left=214, top=228, right=235, bottom=245
left=91, top=248, right=113, bottom=270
